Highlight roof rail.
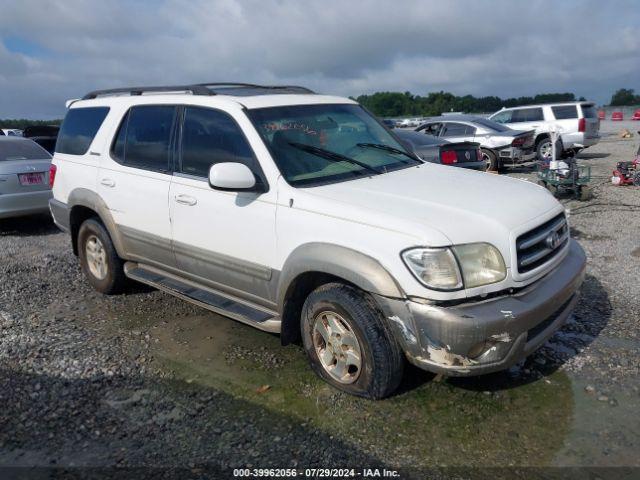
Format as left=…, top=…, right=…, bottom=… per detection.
left=196, top=83, right=315, bottom=94
left=82, top=84, right=214, bottom=100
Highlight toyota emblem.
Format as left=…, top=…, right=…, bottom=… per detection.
left=545, top=232, right=561, bottom=249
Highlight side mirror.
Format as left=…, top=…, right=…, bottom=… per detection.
left=208, top=163, right=261, bottom=192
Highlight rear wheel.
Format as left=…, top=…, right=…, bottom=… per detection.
left=78, top=218, right=127, bottom=294
left=537, top=138, right=553, bottom=161
left=481, top=149, right=498, bottom=172
left=301, top=283, right=404, bottom=399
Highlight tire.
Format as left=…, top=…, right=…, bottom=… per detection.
left=77, top=218, right=127, bottom=294
left=578, top=185, right=593, bottom=201
left=481, top=149, right=498, bottom=172
left=300, top=283, right=404, bottom=399
left=537, top=137, right=563, bottom=161
left=536, top=138, right=553, bottom=161
left=633, top=172, right=640, bottom=186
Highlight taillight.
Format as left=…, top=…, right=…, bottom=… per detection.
left=441, top=150, right=457, bottom=164
left=511, top=136, right=526, bottom=147
left=49, top=164, right=57, bottom=188
left=477, top=148, right=482, bottom=161
left=578, top=118, right=586, bottom=132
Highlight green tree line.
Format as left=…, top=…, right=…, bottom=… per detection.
left=610, top=88, right=640, bottom=106
left=0, top=118, right=62, bottom=130
left=354, top=91, right=581, bottom=117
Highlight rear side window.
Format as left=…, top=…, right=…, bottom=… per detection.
left=581, top=104, right=597, bottom=118
left=552, top=105, right=578, bottom=120
left=56, top=107, right=110, bottom=155
left=111, top=105, right=177, bottom=172
left=180, top=107, right=256, bottom=177
left=0, top=139, right=51, bottom=161
left=442, top=123, right=475, bottom=137
left=511, top=108, right=544, bottom=122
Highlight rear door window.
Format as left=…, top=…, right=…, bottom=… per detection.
left=180, top=106, right=258, bottom=177
left=511, top=108, right=544, bottom=123
left=441, top=123, right=474, bottom=137
left=551, top=105, right=578, bottom=120
left=111, top=105, right=177, bottom=172
left=56, top=107, right=110, bottom=155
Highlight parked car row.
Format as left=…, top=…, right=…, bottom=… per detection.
left=387, top=101, right=601, bottom=168
left=0, top=137, right=53, bottom=219
left=38, top=82, right=586, bottom=399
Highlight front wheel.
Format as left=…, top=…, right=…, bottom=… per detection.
left=301, top=283, right=404, bottom=399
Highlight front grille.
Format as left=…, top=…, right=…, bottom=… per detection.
left=516, top=213, right=568, bottom=273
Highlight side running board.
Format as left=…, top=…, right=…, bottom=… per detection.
left=124, top=262, right=281, bottom=333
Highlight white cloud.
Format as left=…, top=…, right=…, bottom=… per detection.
left=0, top=0, right=638, bottom=118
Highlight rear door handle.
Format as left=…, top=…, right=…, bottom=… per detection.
left=175, top=194, right=197, bottom=206
left=100, top=178, right=115, bottom=188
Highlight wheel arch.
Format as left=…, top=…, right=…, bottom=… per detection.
left=276, top=243, right=404, bottom=345
left=68, top=188, right=126, bottom=257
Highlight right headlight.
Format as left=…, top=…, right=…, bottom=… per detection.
left=402, top=243, right=506, bottom=291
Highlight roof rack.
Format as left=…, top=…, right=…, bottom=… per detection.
left=82, top=84, right=214, bottom=100
left=81, top=83, right=315, bottom=100
left=196, top=83, right=315, bottom=94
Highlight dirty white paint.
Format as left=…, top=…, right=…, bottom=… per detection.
left=424, top=344, right=478, bottom=367
left=490, top=332, right=512, bottom=342
left=388, top=315, right=418, bottom=344
left=500, top=310, right=516, bottom=319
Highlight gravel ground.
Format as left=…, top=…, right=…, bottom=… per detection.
left=0, top=121, right=638, bottom=477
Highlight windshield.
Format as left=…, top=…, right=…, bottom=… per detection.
left=247, top=104, right=420, bottom=187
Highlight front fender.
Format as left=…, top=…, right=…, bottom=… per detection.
left=276, top=242, right=405, bottom=312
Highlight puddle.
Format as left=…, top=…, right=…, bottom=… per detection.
left=119, top=309, right=575, bottom=468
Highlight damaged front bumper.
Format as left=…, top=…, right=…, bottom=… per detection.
left=374, top=240, right=586, bottom=376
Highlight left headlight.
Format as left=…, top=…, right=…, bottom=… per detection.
left=402, top=243, right=506, bottom=290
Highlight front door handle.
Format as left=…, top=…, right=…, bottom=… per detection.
left=175, top=194, right=197, bottom=206
left=100, top=178, right=115, bottom=188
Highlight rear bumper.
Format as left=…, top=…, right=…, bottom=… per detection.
left=49, top=198, right=70, bottom=232
left=0, top=190, right=52, bottom=219
left=498, top=147, right=536, bottom=163
left=562, top=133, right=600, bottom=149
left=375, top=240, right=586, bottom=376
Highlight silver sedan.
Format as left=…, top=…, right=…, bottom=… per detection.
left=0, top=137, right=53, bottom=219
left=414, top=115, right=536, bottom=171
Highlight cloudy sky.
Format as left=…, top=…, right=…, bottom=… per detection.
left=1, top=0, right=639, bottom=119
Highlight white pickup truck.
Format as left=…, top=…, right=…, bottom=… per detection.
left=49, top=83, right=586, bottom=399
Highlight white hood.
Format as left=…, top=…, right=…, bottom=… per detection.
left=300, top=163, right=562, bottom=250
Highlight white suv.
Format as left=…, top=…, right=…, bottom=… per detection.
left=489, top=102, right=600, bottom=160
left=49, top=83, right=586, bottom=399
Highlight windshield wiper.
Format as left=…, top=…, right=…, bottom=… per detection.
left=356, top=143, right=421, bottom=163
left=288, top=142, right=382, bottom=175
